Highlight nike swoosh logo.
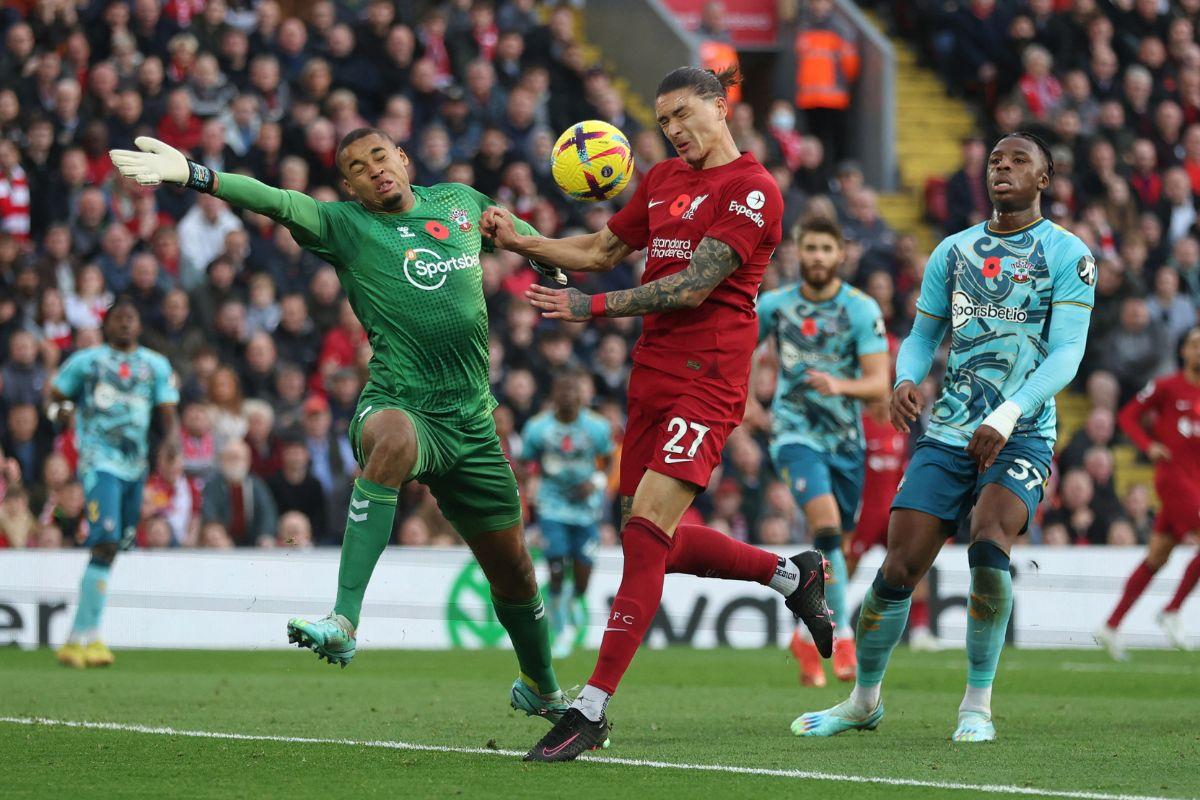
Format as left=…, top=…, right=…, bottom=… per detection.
left=542, top=733, right=580, bottom=757
left=648, top=200, right=665, bottom=207
left=663, top=454, right=694, bottom=464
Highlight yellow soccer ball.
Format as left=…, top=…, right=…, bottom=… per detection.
left=551, top=120, right=635, bottom=202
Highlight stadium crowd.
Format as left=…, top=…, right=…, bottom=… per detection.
left=0, top=0, right=1190, bottom=553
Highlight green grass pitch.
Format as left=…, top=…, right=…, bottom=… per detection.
left=1, top=645, right=1197, bottom=799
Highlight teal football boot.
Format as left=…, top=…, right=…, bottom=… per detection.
left=952, top=710, right=996, bottom=742
left=792, top=698, right=884, bottom=737
left=286, top=614, right=356, bottom=667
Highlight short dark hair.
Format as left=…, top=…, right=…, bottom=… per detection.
left=105, top=296, right=139, bottom=319
left=335, top=127, right=394, bottom=162
left=655, top=65, right=741, bottom=100
left=1001, top=130, right=1055, bottom=178
left=795, top=216, right=844, bottom=245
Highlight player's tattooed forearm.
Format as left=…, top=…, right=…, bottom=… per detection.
left=603, top=238, right=740, bottom=317
left=565, top=288, right=591, bottom=319
left=600, top=229, right=632, bottom=266
left=619, top=496, right=633, bottom=529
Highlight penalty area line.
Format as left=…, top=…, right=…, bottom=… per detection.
left=0, top=715, right=1184, bottom=800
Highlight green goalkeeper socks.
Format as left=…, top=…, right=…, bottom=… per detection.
left=492, top=592, right=561, bottom=695
left=332, top=478, right=398, bottom=630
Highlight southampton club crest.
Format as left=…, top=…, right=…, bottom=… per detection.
left=1010, top=258, right=1033, bottom=283
left=449, top=208, right=472, bottom=232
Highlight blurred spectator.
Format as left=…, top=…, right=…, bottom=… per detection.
left=0, top=485, right=36, bottom=548
left=244, top=399, right=281, bottom=477
left=144, top=446, right=197, bottom=547
left=791, top=0, right=859, bottom=162
left=945, top=136, right=989, bottom=233
left=200, top=439, right=278, bottom=547
left=276, top=509, right=314, bottom=549
left=178, top=194, right=244, bottom=290
left=1058, top=407, right=1115, bottom=473
left=300, top=394, right=354, bottom=505
left=267, top=436, right=328, bottom=542
left=1, top=331, right=47, bottom=406
left=1100, top=297, right=1170, bottom=403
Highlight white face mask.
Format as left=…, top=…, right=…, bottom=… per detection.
left=771, top=111, right=795, bottom=132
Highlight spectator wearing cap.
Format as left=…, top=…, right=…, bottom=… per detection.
left=267, top=435, right=328, bottom=542
left=201, top=439, right=278, bottom=547
left=301, top=394, right=354, bottom=507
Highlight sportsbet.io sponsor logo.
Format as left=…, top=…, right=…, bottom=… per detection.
left=402, top=247, right=481, bottom=291
left=951, top=290, right=1028, bottom=329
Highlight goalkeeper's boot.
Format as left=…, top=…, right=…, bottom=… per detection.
left=84, top=640, right=115, bottom=667
left=792, top=697, right=884, bottom=737
left=510, top=677, right=570, bottom=724
left=789, top=628, right=826, bottom=687
left=1093, top=624, right=1128, bottom=662
left=1158, top=611, right=1191, bottom=650
left=287, top=613, right=356, bottom=667
left=56, top=642, right=87, bottom=669
left=832, top=637, right=857, bottom=682
left=952, top=710, right=996, bottom=742
left=784, top=551, right=835, bottom=658
left=523, top=708, right=611, bottom=762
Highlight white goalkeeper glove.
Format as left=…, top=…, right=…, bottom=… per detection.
left=109, top=136, right=217, bottom=193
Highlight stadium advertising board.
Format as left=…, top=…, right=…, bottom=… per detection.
left=0, top=546, right=1193, bottom=650
left=662, top=0, right=779, bottom=47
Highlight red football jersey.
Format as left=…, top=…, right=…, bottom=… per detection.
left=607, top=153, right=783, bottom=386
left=1117, top=372, right=1200, bottom=486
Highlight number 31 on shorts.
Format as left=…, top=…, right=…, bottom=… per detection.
left=663, top=417, right=709, bottom=463
left=1006, top=457, right=1045, bottom=490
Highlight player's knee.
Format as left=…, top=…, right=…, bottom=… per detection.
left=547, top=557, right=565, bottom=589
left=879, top=554, right=923, bottom=589
left=363, top=431, right=414, bottom=487
left=91, top=542, right=118, bottom=566
left=970, top=519, right=1016, bottom=553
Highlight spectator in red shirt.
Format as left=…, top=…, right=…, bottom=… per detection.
left=157, top=88, right=202, bottom=153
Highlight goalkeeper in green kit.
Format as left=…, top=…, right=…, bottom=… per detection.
left=110, top=131, right=573, bottom=723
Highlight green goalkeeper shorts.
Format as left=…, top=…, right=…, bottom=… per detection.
left=349, top=389, right=521, bottom=539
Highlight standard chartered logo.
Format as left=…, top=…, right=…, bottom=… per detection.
left=402, top=247, right=481, bottom=291
left=951, top=290, right=1028, bottom=329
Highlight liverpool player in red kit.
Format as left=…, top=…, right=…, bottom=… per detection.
left=482, top=66, right=833, bottom=761
left=1095, top=326, right=1200, bottom=659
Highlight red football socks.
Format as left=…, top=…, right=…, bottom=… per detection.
left=1165, top=552, right=1200, bottom=612
left=1107, top=560, right=1156, bottom=628
left=588, top=516, right=671, bottom=695
left=910, top=597, right=930, bottom=630
left=666, top=523, right=777, bottom=585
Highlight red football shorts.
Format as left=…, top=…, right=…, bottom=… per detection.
left=850, top=496, right=891, bottom=558
left=619, top=363, right=746, bottom=497
left=1153, top=479, right=1200, bottom=541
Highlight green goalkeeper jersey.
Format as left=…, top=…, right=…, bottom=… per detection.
left=214, top=174, right=534, bottom=422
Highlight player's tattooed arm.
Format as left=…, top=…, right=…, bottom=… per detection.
left=619, top=496, right=634, bottom=529
left=525, top=237, right=740, bottom=321
left=603, top=237, right=741, bottom=316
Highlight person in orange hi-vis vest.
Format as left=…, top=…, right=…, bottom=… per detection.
left=700, top=40, right=742, bottom=105
left=794, top=0, right=859, bottom=162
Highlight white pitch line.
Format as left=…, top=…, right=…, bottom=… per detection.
left=0, top=716, right=1190, bottom=800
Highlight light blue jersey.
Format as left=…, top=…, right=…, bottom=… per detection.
left=758, top=282, right=887, bottom=456
left=521, top=410, right=614, bottom=526
left=914, top=219, right=1094, bottom=448
left=53, top=345, right=179, bottom=481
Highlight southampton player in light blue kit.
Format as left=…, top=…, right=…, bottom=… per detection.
left=757, top=217, right=889, bottom=686
left=795, top=133, right=1094, bottom=741
left=521, top=372, right=615, bottom=658
left=51, top=301, right=178, bottom=668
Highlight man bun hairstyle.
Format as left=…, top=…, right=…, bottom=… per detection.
left=656, top=65, right=742, bottom=101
